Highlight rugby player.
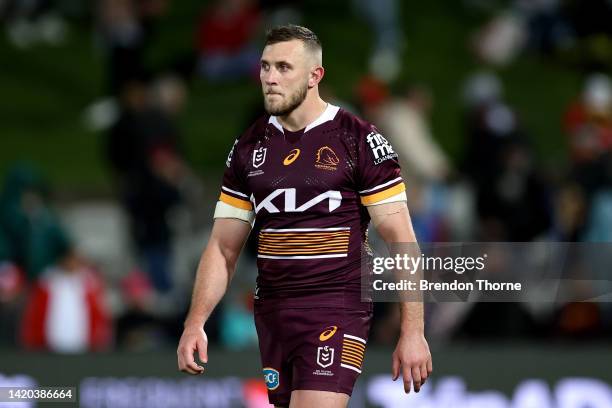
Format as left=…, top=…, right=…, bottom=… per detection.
left=177, top=24, right=432, bottom=408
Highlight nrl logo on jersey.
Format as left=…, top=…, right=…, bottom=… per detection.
left=253, top=147, right=267, bottom=168
left=366, top=131, right=397, bottom=165
left=316, top=346, right=334, bottom=368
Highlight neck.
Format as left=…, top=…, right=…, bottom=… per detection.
left=277, top=91, right=328, bottom=132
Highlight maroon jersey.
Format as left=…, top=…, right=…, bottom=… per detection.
left=218, top=104, right=404, bottom=308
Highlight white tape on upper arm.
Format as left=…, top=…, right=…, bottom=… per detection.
left=367, top=200, right=409, bottom=228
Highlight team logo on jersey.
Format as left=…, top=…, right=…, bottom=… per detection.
left=262, top=367, right=280, bottom=390
left=319, top=326, right=338, bottom=341
left=315, top=146, right=340, bottom=171
left=317, top=346, right=335, bottom=368
left=254, top=188, right=342, bottom=214
left=226, top=139, right=238, bottom=167
left=283, top=149, right=300, bottom=165
left=366, top=132, right=397, bottom=165
left=253, top=147, right=267, bottom=168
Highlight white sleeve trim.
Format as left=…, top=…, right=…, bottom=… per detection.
left=213, top=201, right=255, bottom=225
left=358, top=177, right=403, bottom=194
left=363, top=191, right=407, bottom=206
left=221, top=185, right=248, bottom=198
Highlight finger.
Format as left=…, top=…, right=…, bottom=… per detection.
left=427, top=357, right=433, bottom=375
left=178, top=352, right=200, bottom=375
left=180, top=363, right=201, bottom=375
left=197, top=337, right=208, bottom=364
left=180, top=346, right=204, bottom=374
left=402, top=364, right=412, bottom=394
left=391, top=355, right=400, bottom=381
left=420, top=363, right=428, bottom=384
left=411, top=366, right=422, bottom=393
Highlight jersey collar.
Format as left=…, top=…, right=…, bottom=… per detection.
left=268, top=103, right=340, bottom=134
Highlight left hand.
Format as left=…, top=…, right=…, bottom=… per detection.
left=391, top=332, right=433, bottom=394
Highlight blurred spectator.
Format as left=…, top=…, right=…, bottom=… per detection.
left=472, top=10, right=527, bottom=66
left=0, top=229, right=27, bottom=347
left=376, top=84, right=451, bottom=183
left=480, top=141, right=553, bottom=241
left=461, top=72, right=552, bottom=240
left=20, top=249, right=112, bottom=353
left=352, top=0, right=403, bottom=82
left=355, top=74, right=390, bottom=121
left=516, top=0, right=572, bottom=56
left=219, top=289, right=258, bottom=350
left=194, top=0, right=261, bottom=82
left=550, top=182, right=587, bottom=241
left=461, top=72, right=515, bottom=188
left=0, top=164, right=71, bottom=279
left=1, top=0, right=67, bottom=48
left=97, top=0, right=168, bottom=94
left=356, top=77, right=452, bottom=242
left=564, top=73, right=612, bottom=165
left=106, top=77, right=193, bottom=294
left=114, top=268, right=184, bottom=350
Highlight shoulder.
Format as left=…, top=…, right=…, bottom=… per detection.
left=228, top=114, right=270, bottom=165
left=237, top=114, right=270, bottom=146
left=334, top=108, right=377, bottom=137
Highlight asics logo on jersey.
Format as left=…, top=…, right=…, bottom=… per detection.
left=254, top=189, right=342, bottom=214
left=319, top=326, right=338, bottom=341
left=366, top=132, right=397, bottom=164
left=283, top=149, right=301, bottom=165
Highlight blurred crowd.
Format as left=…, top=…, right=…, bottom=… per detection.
left=1, top=0, right=611, bottom=353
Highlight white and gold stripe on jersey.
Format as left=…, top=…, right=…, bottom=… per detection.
left=257, top=227, right=350, bottom=259
left=359, top=178, right=406, bottom=206
left=219, top=186, right=253, bottom=211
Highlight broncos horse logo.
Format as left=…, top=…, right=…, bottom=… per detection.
left=316, top=146, right=340, bottom=169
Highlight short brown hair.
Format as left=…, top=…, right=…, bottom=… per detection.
left=265, top=24, right=322, bottom=54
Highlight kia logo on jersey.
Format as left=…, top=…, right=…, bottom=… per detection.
left=253, top=189, right=342, bottom=214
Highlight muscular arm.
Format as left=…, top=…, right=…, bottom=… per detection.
left=368, top=202, right=423, bottom=335
left=368, top=202, right=432, bottom=393
left=178, top=218, right=251, bottom=374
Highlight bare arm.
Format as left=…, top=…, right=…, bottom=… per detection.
left=368, top=202, right=433, bottom=393
left=177, top=218, right=251, bottom=374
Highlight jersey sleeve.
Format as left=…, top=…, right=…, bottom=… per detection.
left=356, top=126, right=406, bottom=206
left=214, top=138, right=255, bottom=222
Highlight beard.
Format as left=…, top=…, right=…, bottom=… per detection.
left=263, top=81, right=308, bottom=116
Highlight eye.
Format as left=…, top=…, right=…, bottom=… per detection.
left=261, top=62, right=269, bottom=71
left=278, top=64, right=289, bottom=72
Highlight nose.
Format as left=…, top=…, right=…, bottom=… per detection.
left=261, top=67, right=279, bottom=86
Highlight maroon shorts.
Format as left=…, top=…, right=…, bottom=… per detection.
left=254, top=305, right=373, bottom=406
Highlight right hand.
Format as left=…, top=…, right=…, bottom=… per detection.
left=177, top=325, right=208, bottom=375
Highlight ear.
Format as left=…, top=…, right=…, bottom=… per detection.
left=308, top=66, right=325, bottom=88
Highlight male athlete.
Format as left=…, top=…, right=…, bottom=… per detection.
left=177, top=25, right=432, bottom=408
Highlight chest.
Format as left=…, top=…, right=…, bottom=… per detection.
left=244, top=128, right=358, bottom=214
